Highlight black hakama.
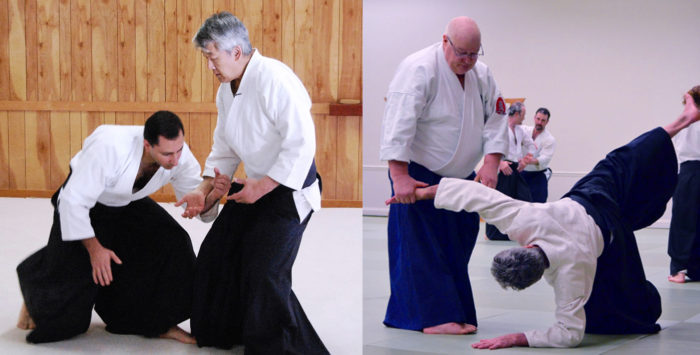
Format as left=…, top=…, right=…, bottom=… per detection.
left=16, top=190, right=196, bottom=343
left=384, top=162, right=480, bottom=330
left=486, top=161, right=533, bottom=240
left=521, top=169, right=549, bottom=203
left=564, top=127, right=676, bottom=334
left=191, top=182, right=328, bottom=355
left=668, top=160, right=700, bottom=279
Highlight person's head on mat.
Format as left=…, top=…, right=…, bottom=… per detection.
left=491, top=245, right=549, bottom=290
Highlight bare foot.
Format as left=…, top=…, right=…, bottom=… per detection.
left=423, top=322, right=477, bottom=335
left=159, top=326, right=196, bottom=344
left=16, top=303, right=36, bottom=330
left=668, top=272, right=688, bottom=283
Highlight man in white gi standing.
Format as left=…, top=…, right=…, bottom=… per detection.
left=16, top=111, right=226, bottom=344
left=520, top=107, right=556, bottom=203
left=188, top=12, right=327, bottom=354
left=380, top=16, right=508, bottom=334
left=388, top=91, right=700, bottom=349
left=485, top=101, right=536, bottom=240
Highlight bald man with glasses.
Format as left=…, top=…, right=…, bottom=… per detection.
left=380, top=16, right=508, bottom=335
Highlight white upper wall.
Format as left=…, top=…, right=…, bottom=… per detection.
left=363, top=0, right=700, bottom=212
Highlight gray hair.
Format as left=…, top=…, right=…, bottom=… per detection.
left=491, top=247, right=547, bottom=290
left=193, top=12, right=252, bottom=55
left=507, top=102, right=525, bottom=117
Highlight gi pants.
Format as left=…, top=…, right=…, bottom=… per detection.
left=384, top=162, right=480, bottom=330
left=521, top=169, right=549, bottom=203
left=486, top=161, right=532, bottom=240
left=191, top=182, right=328, bottom=355
left=564, top=127, right=675, bottom=334
left=16, top=190, right=196, bottom=343
left=668, top=160, right=700, bottom=279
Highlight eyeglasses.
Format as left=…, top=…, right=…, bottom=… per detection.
left=446, top=36, right=484, bottom=60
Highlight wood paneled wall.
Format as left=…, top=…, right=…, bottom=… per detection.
left=0, top=0, right=362, bottom=207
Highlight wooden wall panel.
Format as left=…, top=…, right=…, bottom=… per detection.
left=8, top=0, right=27, bottom=100
left=0, top=0, right=10, bottom=100
left=147, top=0, right=165, bottom=102
left=8, top=112, right=26, bottom=189
left=71, top=0, right=91, bottom=101
left=50, top=111, right=70, bottom=189
left=37, top=0, right=60, bottom=101
left=91, top=0, right=118, bottom=102
left=1, top=0, right=362, bottom=206
left=312, top=0, right=338, bottom=102
left=339, top=0, right=361, bottom=101
left=118, top=0, right=135, bottom=102
left=0, top=112, right=9, bottom=188
left=314, top=114, right=337, bottom=199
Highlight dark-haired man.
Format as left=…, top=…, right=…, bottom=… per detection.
left=521, top=107, right=556, bottom=203
left=16, top=111, right=228, bottom=344
left=387, top=91, right=700, bottom=348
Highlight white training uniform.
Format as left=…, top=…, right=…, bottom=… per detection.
left=505, top=125, right=536, bottom=162
left=58, top=125, right=205, bottom=241
left=434, top=178, right=605, bottom=348
left=522, top=125, right=556, bottom=171
left=204, top=49, right=320, bottom=222
left=380, top=42, right=508, bottom=177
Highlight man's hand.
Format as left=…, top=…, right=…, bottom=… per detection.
left=387, top=160, right=428, bottom=204
left=498, top=160, right=513, bottom=175
left=471, top=333, right=528, bottom=350
left=518, top=154, right=535, bottom=172
left=175, top=189, right=205, bottom=219
left=475, top=153, right=501, bottom=188
left=386, top=184, right=438, bottom=205
left=228, top=176, right=279, bottom=204
left=82, top=237, right=122, bottom=286
left=210, top=167, right=232, bottom=200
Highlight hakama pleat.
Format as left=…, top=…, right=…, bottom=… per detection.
left=191, top=183, right=328, bottom=355
left=564, top=127, right=676, bottom=334
left=384, top=162, right=480, bottom=330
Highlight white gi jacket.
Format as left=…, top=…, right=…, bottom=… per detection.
left=380, top=42, right=508, bottom=177
left=58, top=125, right=204, bottom=241
left=673, top=121, right=700, bottom=163
left=204, top=49, right=320, bottom=221
left=522, top=126, right=556, bottom=171
left=505, top=125, right=536, bottom=162
left=434, top=178, right=605, bottom=348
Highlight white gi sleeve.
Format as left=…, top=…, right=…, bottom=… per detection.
left=522, top=129, right=537, bottom=157
left=434, top=177, right=530, bottom=235
left=379, top=65, right=428, bottom=163
left=203, top=86, right=242, bottom=179
left=262, top=73, right=316, bottom=190
left=535, top=136, right=556, bottom=170
left=477, top=66, right=508, bottom=156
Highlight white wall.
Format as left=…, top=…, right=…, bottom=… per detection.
left=363, top=0, right=700, bottom=226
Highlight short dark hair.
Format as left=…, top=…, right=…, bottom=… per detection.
left=536, top=107, right=551, bottom=120
left=491, top=247, right=547, bottom=290
left=144, top=111, right=184, bottom=146
left=507, top=102, right=525, bottom=116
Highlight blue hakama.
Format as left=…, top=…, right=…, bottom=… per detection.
left=668, top=160, right=700, bottom=279
left=384, top=162, right=480, bottom=330
left=564, top=127, right=675, bottom=334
